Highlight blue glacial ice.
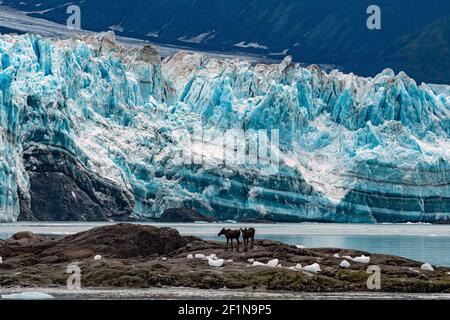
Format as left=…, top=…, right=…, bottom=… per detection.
left=0, top=32, right=449, bottom=223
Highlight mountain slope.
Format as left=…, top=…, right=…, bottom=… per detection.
left=2, top=0, right=450, bottom=83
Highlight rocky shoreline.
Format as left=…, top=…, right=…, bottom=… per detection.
left=1, top=224, right=449, bottom=293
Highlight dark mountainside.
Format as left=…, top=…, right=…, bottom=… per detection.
left=2, top=0, right=450, bottom=84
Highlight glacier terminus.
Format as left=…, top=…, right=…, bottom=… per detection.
left=0, top=32, right=449, bottom=223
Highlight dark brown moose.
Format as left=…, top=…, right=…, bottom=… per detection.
left=241, top=227, right=255, bottom=251
left=218, top=228, right=241, bottom=252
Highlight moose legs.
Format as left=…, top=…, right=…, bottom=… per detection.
left=225, top=237, right=240, bottom=252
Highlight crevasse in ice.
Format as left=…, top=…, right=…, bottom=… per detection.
left=0, top=32, right=449, bottom=223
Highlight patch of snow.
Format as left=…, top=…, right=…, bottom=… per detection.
left=187, top=254, right=194, bottom=259
left=333, top=253, right=340, bottom=258
left=179, top=31, right=215, bottom=44
left=340, top=260, right=351, bottom=269
left=109, top=24, right=124, bottom=33
left=269, top=49, right=289, bottom=56
left=161, top=257, right=168, bottom=261
left=194, top=254, right=206, bottom=259
left=295, top=245, right=306, bottom=249
left=234, top=41, right=269, bottom=50
left=94, top=255, right=102, bottom=261
left=225, top=259, right=233, bottom=263
left=0, top=256, right=2, bottom=264
left=247, top=258, right=255, bottom=263
left=252, top=261, right=267, bottom=267
left=147, top=32, right=159, bottom=38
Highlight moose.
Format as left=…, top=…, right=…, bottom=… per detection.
left=241, top=228, right=255, bottom=251
left=218, top=228, right=241, bottom=252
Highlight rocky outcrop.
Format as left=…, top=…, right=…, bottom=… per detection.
left=0, top=224, right=187, bottom=260
left=0, top=224, right=449, bottom=292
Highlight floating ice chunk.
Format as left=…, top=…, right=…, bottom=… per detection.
left=187, top=254, right=194, bottom=259
left=303, top=263, right=321, bottom=273
left=94, top=255, right=102, bottom=261
left=421, top=263, right=434, bottom=271
left=247, top=259, right=255, bottom=263
left=194, top=254, right=206, bottom=259
left=208, top=259, right=224, bottom=267
left=267, top=259, right=279, bottom=268
left=333, top=253, right=340, bottom=258
left=340, top=260, right=351, bottom=269
left=295, top=245, right=306, bottom=249
left=252, top=261, right=267, bottom=267
left=353, top=255, right=370, bottom=264
left=1, top=292, right=54, bottom=300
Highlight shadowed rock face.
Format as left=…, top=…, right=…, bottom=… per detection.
left=17, top=146, right=135, bottom=221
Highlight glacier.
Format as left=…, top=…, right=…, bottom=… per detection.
left=0, top=31, right=449, bottom=223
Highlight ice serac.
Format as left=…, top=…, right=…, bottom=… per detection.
left=0, top=33, right=449, bottom=223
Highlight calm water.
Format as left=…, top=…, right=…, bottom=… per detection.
left=1, top=287, right=450, bottom=300
left=1, top=222, right=450, bottom=266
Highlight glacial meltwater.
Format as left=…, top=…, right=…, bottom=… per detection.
left=0, top=222, right=449, bottom=267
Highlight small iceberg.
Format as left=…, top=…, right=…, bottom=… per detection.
left=267, top=259, right=279, bottom=268
left=353, top=255, right=370, bottom=264
left=208, top=259, right=224, bottom=267
left=303, top=263, right=321, bottom=273
left=340, top=260, right=351, bottom=269
left=421, top=263, right=434, bottom=271
left=1, top=292, right=54, bottom=300
left=294, top=264, right=303, bottom=271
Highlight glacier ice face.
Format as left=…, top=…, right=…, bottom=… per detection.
left=0, top=33, right=449, bottom=223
